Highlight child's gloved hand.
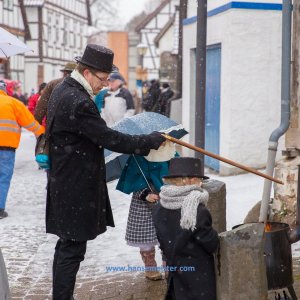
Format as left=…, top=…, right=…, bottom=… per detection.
left=146, top=193, right=159, bottom=203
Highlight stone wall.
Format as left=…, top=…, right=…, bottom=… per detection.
left=0, top=249, right=10, bottom=300
left=203, top=179, right=227, bottom=233
left=272, top=156, right=300, bottom=227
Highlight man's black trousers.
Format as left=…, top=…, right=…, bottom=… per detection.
left=52, top=238, right=87, bottom=300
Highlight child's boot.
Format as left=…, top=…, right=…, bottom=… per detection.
left=140, top=249, right=162, bottom=281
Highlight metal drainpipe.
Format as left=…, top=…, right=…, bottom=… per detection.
left=195, top=0, right=207, bottom=170
left=259, top=0, right=292, bottom=222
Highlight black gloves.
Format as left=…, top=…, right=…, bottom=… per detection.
left=147, top=131, right=166, bottom=150
left=140, top=188, right=151, bottom=201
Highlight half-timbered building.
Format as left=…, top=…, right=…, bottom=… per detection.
left=0, top=0, right=30, bottom=83
left=24, top=0, right=91, bottom=92
left=135, top=0, right=179, bottom=80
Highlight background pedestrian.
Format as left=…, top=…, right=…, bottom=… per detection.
left=101, top=72, right=135, bottom=126
left=0, top=80, right=44, bottom=219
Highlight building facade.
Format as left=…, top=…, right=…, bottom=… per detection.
left=154, top=6, right=180, bottom=91
left=24, top=0, right=91, bottom=93
left=0, top=0, right=30, bottom=85
left=125, top=12, right=146, bottom=92
left=135, top=0, right=179, bottom=80
left=182, top=0, right=283, bottom=174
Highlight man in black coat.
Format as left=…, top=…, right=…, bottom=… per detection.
left=142, top=79, right=161, bottom=112
left=46, top=44, right=165, bottom=300
left=157, top=83, right=174, bottom=117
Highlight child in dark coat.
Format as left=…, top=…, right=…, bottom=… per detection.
left=153, top=157, right=219, bottom=300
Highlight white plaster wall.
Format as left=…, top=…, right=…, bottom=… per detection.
left=158, top=25, right=174, bottom=53
left=43, top=63, right=57, bottom=83
left=25, top=7, right=39, bottom=56
left=0, top=2, right=3, bottom=24
left=182, top=8, right=284, bottom=174
left=27, top=6, right=38, bottom=22
left=24, top=63, right=37, bottom=93
left=182, top=23, right=196, bottom=154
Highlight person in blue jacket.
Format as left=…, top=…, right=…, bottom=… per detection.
left=94, top=88, right=108, bottom=113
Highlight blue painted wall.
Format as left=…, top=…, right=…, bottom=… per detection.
left=204, top=45, right=221, bottom=171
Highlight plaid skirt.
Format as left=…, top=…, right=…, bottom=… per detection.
left=125, top=190, right=159, bottom=245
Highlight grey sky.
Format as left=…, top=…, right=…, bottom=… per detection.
left=117, top=0, right=149, bottom=25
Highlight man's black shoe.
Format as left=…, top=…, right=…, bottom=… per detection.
left=0, top=209, right=8, bottom=219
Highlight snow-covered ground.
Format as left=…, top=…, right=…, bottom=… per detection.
left=1, top=130, right=299, bottom=289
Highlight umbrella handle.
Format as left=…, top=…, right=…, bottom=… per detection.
left=162, top=134, right=283, bottom=185
left=132, top=155, right=154, bottom=193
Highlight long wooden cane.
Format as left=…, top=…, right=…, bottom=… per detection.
left=162, top=134, right=283, bottom=185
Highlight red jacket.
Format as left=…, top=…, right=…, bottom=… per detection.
left=27, top=93, right=40, bottom=114
left=28, top=93, right=46, bottom=127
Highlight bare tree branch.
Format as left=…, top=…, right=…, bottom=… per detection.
left=90, top=0, right=121, bottom=30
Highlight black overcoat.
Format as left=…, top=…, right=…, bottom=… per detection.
left=157, top=89, right=174, bottom=116
left=153, top=203, right=219, bottom=300
left=46, top=77, right=158, bottom=241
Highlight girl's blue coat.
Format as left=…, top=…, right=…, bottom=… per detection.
left=116, top=155, right=170, bottom=194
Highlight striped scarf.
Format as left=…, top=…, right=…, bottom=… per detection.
left=160, top=184, right=209, bottom=231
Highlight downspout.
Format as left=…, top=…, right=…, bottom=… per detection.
left=259, top=0, right=292, bottom=222
left=195, top=0, right=207, bottom=170
left=176, top=0, right=188, bottom=98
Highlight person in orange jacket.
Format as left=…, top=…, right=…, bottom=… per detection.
left=0, top=80, right=45, bottom=219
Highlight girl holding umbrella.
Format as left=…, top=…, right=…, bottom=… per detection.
left=116, top=141, right=177, bottom=280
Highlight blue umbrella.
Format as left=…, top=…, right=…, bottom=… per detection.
left=105, top=112, right=187, bottom=182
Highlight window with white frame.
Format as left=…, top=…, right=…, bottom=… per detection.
left=56, top=14, right=60, bottom=43
left=48, top=13, right=52, bottom=43
left=63, top=19, right=68, bottom=46
left=3, top=0, right=13, bottom=10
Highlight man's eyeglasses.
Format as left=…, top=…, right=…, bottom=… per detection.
left=90, top=71, right=108, bottom=83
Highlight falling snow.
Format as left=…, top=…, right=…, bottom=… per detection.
left=1, top=130, right=300, bottom=293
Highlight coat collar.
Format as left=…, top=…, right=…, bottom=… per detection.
left=70, top=70, right=94, bottom=100
left=64, top=76, right=89, bottom=95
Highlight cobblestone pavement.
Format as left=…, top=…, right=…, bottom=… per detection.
left=9, top=272, right=167, bottom=300
left=5, top=248, right=300, bottom=300
left=6, top=260, right=300, bottom=300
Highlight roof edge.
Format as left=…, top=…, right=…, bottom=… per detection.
left=154, top=14, right=175, bottom=47
left=135, top=0, right=171, bottom=32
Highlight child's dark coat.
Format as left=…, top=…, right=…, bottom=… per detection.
left=153, top=203, right=219, bottom=300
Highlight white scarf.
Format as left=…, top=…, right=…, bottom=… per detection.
left=71, top=70, right=95, bottom=100
left=160, top=185, right=209, bottom=231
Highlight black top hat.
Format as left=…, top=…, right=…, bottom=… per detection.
left=163, top=157, right=209, bottom=179
left=75, top=44, right=118, bottom=73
